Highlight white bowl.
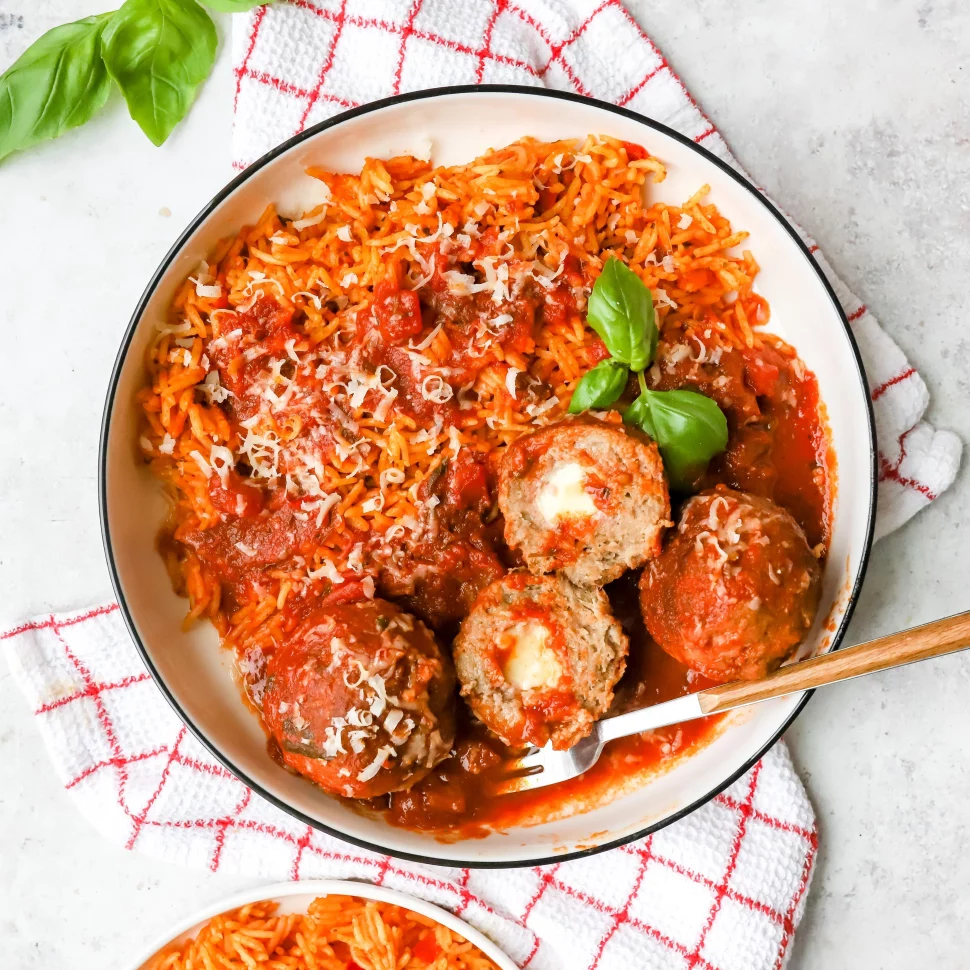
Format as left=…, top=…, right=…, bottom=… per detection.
left=123, top=879, right=518, bottom=970
left=100, top=86, right=876, bottom=867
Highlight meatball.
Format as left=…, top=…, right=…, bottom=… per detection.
left=640, top=488, right=822, bottom=682
left=498, top=415, right=670, bottom=586
left=453, top=572, right=628, bottom=750
left=377, top=452, right=506, bottom=636
left=262, top=599, right=456, bottom=798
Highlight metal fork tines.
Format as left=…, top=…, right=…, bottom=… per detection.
left=492, top=692, right=708, bottom=796
left=493, top=736, right=604, bottom=795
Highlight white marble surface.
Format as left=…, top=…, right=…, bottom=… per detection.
left=1, top=1, right=968, bottom=967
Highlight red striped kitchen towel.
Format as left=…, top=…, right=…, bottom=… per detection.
left=5, top=603, right=816, bottom=970
left=2, top=2, right=961, bottom=969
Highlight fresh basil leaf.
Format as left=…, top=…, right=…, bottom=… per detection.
left=201, top=0, right=273, bottom=10
left=586, top=256, right=658, bottom=372
left=624, top=388, right=728, bottom=488
left=568, top=359, right=629, bottom=414
left=102, top=0, right=218, bottom=147
left=0, top=14, right=114, bottom=163
left=622, top=392, right=655, bottom=438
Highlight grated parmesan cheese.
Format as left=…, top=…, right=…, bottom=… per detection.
left=209, top=445, right=235, bottom=483
left=420, top=374, right=453, bottom=403
left=361, top=494, right=385, bottom=513
left=292, top=206, right=330, bottom=231
left=307, top=557, right=344, bottom=585
left=448, top=425, right=462, bottom=457
left=357, top=745, right=396, bottom=783
left=189, top=450, right=211, bottom=477
left=505, top=367, right=521, bottom=399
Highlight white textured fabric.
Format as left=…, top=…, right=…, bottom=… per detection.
left=3, top=2, right=962, bottom=967
left=4, top=603, right=816, bottom=970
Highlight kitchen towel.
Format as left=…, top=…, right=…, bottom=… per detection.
left=5, top=602, right=816, bottom=970
left=3, top=1, right=963, bottom=968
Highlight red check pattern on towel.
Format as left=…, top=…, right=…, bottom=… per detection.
left=2, top=2, right=962, bottom=969
left=5, top=603, right=817, bottom=970
left=229, top=0, right=960, bottom=534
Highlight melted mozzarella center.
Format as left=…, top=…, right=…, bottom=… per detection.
left=502, top=621, right=563, bottom=691
left=535, top=462, right=598, bottom=523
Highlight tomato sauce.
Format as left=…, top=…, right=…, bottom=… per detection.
left=172, top=281, right=830, bottom=838
left=370, top=334, right=831, bottom=837
left=378, top=567, right=722, bottom=838
left=769, top=372, right=829, bottom=549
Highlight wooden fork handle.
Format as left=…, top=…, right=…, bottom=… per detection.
left=697, top=609, right=970, bottom=715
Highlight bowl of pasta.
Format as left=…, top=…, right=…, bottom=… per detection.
left=100, top=86, right=875, bottom=866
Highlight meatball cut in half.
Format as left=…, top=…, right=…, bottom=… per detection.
left=262, top=599, right=456, bottom=799
left=640, top=488, right=822, bottom=683
left=498, top=415, right=670, bottom=587
left=454, top=572, right=628, bottom=750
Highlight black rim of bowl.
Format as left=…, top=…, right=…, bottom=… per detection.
left=99, top=84, right=878, bottom=870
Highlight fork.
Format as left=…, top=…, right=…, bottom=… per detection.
left=493, top=608, right=970, bottom=795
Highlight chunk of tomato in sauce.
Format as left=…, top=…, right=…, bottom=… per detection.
left=237, top=298, right=295, bottom=347
left=455, top=739, right=502, bottom=775
left=412, top=936, right=442, bottom=963
left=207, top=470, right=264, bottom=518
left=321, top=578, right=372, bottom=606
left=744, top=353, right=781, bottom=397
left=622, top=141, right=649, bottom=161
left=587, top=336, right=611, bottom=364
left=445, top=454, right=490, bottom=513
left=372, top=279, right=423, bottom=345
left=504, top=301, right=536, bottom=355
left=679, top=268, right=716, bottom=292
left=390, top=770, right=467, bottom=822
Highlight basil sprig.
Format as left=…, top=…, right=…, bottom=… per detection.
left=568, top=255, right=729, bottom=489
left=0, top=0, right=273, bottom=163
left=568, top=358, right=628, bottom=414
left=586, top=256, right=658, bottom=371
left=624, top=375, right=728, bottom=488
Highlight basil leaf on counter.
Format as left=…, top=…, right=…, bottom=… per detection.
left=586, top=256, right=658, bottom=372
left=568, top=359, right=629, bottom=414
left=624, top=387, right=728, bottom=488
left=201, top=0, right=273, bottom=10
left=0, top=14, right=114, bottom=163
left=102, top=0, right=217, bottom=147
